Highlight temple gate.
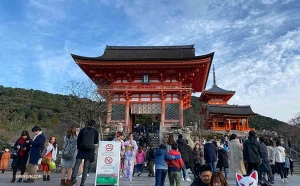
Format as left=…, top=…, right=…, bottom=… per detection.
left=72, top=45, right=214, bottom=133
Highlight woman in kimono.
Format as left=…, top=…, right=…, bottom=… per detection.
left=113, top=131, right=125, bottom=177
left=123, top=133, right=138, bottom=181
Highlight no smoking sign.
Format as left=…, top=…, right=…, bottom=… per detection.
left=104, top=156, right=113, bottom=164
left=105, top=144, right=114, bottom=151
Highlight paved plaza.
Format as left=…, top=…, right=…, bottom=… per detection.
left=0, top=172, right=300, bottom=186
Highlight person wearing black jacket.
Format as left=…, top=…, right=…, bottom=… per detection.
left=186, top=140, right=197, bottom=178
left=216, top=145, right=229, bottom=179
left=146, top=145, right=155, bottom=177
left=10, top=130, right=31, bottom=183
left=190, top=164, right=213, bottom=186
left=70, top=120, right=99, bottom=186
left=177, top=134, right=191, bottom=181
left=243, top=131, right=262, bottom=176
left=204, top=139, right=217, bottom=173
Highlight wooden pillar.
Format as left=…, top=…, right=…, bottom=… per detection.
left=238, top=118, right=241, bottom=131
left=125, top=100, right=130, bottom=133
left=161, top=99, right=165, bottom=127
left=179, top=99, right=184, bottom=128
left=246, top=118, right=249, bottom=130
left=106, top=99, right=112, bottom=124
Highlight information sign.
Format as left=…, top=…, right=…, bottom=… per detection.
left=95, top=141, right=121, bottom=186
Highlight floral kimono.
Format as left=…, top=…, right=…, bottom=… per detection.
left=123, top=140, right=138, bottom=181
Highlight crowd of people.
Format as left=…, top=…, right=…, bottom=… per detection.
left=111, top=130, right=294, bottom=186
left=0, top=121, right=296, bottom=186
left=0, top=120, right=99, bottom=186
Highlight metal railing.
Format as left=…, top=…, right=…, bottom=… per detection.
left=285, top=145, right=300, bottom=160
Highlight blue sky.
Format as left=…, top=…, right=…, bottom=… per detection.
left=0, top=0, right=300, bottom=122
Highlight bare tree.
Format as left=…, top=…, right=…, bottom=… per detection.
left=61, top=79, right=108, bottom=140
left=289, top=112, right=300, bottom=127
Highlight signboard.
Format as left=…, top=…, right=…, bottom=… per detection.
left=142, top=74, right=149, bottom=84
left=95, top=141, right=121, bottom=186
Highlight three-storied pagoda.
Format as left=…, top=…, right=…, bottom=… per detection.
left=200, top=65, right=256, bottom=131
left=72, top=45, right=214, bottom=133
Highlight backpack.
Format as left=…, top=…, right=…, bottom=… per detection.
left=148, top=148, right=155, bottom=161
left=62, top=138, right=74, bottom=160
left=81, top=128, right=95, bottom=151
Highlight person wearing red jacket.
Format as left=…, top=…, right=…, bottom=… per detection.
left=167, top=143, right=184, bottom=186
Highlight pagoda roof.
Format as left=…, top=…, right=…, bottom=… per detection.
left=207, top=105, right=256, bottom=116
left=71, top=45, right=214, bottom=61
left=199, top=85, right=235, bottom=102
left=203, top=84, right=235, bottom=94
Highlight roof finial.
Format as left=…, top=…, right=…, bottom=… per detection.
left=213, top=64, right=216, bottom=85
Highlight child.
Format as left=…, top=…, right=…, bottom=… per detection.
left=167, top=143, right=184, bottom=186
left=284, top=155, right=290, bottom=178
left=136, top=146, right=146, bottom=176
left=290, top=157, right=294, bottom=176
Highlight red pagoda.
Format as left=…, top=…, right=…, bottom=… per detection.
left=200, top=65, right=256, bottom=131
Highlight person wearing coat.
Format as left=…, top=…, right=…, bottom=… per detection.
left=243, top=131, right=261, bottom=176
left=193, top=143, right=204, bottom=177
left=10, top=130, right=31, bottom=183
left=61, top=126, right=78, bottom=186
left=23, top=125, right=46, bottom=183
left=216, top=145, right=229, bottom=179
left=155, top=144, right=180, bottom=186
left=228, top=134, right=246, bottom=179
left=204, top=139, right=217, bottom=173
left=177, top=134, right=191, bottom=181
left=258, top=137, right=273, bottom=184
left=70, top=120, right=99, bottom=186
left=0, top=149, right=10, bottom=173
left=186, top=140, right=196, bottom=178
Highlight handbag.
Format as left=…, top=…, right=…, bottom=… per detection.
left=41, top=157, right=51, bottom=164
left=49, top=161, right=56, bottom=170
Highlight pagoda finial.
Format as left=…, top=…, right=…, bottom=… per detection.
left=213, top=64, right=216, bottom=85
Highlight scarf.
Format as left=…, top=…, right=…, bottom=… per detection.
left=18, top=138, right=27, bottom=156
left=33, top=131, right=42, bottom=141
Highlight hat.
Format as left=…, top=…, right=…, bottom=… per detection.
left=5, top=149, right=9, bottom=152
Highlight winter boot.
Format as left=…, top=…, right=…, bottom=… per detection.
left=60, top=179, right=66, bottom=186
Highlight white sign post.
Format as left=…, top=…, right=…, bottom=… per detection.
left=95, top=141, right=121, bottom=186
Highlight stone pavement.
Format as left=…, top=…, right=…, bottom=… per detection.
left=0, top=171, right=299, bottom=186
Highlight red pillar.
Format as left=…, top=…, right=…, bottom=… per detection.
left=125, top=100, right=130, bottom=133
left=161, top=100, right=165, bottom=127
left=106, top=99, right=112, bottom=124
left=179, top=99, right=184, bottom=127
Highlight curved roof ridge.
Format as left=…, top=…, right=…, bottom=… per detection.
left=105, top=45, right=194, bottom=50
left=203, top=84, right=235, bottom=94
left=209, top=104, right=252, bottom=107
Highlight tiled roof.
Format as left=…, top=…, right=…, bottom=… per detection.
left=71, top=45, right=214, bottom=61
left=203, top=85, right=235, bottom=94
left=207, top=105, right=256, bottom=115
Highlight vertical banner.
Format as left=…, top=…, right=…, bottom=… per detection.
left=95, top=141, right=121, bottom=186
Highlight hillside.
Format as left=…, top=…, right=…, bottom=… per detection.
left=0, top=85, right=297, bottom=147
